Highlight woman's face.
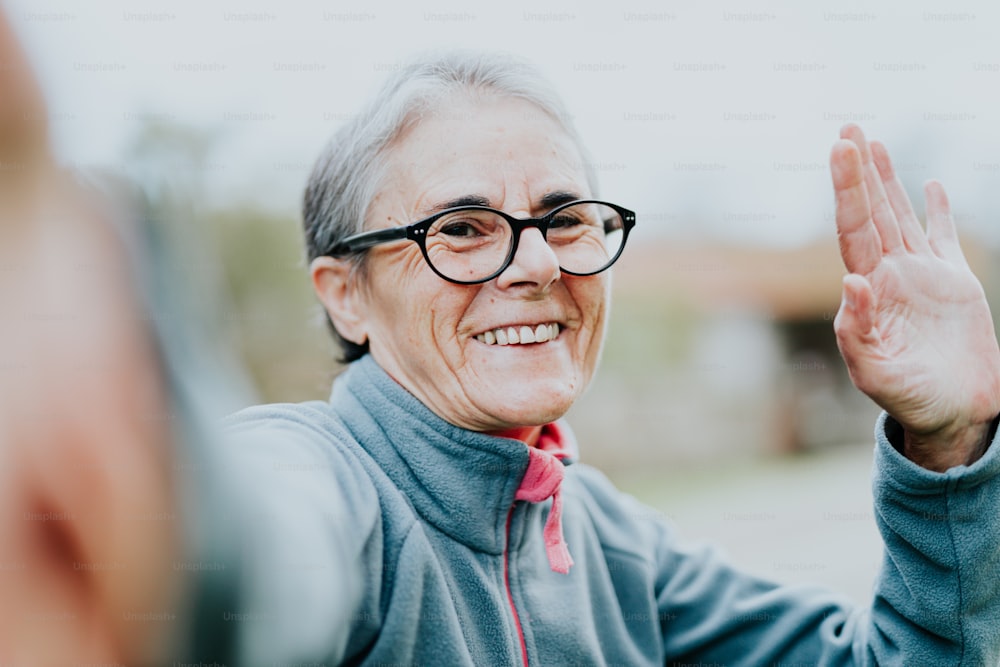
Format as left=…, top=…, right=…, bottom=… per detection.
left=353, top=95, right=610, bottom=432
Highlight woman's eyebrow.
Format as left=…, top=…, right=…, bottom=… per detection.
left=426, top=190, right=583, bottom=215
left=538, top=190, right=583, bottom=209
left=427, top=195, right=493, bottom=213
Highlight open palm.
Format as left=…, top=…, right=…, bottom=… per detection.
left=830, top=125, right=1000, bottom=467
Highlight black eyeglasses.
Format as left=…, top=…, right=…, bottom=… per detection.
left=326, top=199, right=636, bottom=285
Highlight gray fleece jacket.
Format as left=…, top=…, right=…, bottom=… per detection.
left=216, top=354, right=1000, bottom=666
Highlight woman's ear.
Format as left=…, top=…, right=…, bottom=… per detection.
left=310, top=256, right=368, bottom=346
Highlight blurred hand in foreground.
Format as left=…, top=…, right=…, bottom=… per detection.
left=830, top=124, right=1000, bottom=472
left=0, top=11, right=177, bottom=665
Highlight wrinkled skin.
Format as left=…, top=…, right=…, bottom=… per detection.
left=830, top=125, right=1000, bottom=471
left=312, top=96, right=611, bottom=434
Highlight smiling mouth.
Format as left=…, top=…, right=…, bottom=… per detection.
left=475, top=323, right=560, bottom=346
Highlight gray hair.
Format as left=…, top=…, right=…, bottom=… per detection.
left=302, top=50, right=598, bottom=363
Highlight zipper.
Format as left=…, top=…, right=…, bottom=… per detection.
left=503, top=505, right=529, bottom=667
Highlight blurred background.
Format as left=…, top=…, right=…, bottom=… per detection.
left=9, top=0, right=1000, bottom=603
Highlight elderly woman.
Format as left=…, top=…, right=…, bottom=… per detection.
left=4, top=36, right=1000, bottom=664
left=217, top=52, right=1000, bottom=666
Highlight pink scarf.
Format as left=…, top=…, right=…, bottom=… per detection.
left=514, top=422, right=574, bottom=574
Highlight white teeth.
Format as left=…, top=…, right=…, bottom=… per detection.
left=476, top=323, right=561, bottom=346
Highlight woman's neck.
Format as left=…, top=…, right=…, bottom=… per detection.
left=488, top=425, right=542, bottom=447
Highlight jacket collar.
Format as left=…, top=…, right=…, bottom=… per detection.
left=329, top=355, right=576, bottom=555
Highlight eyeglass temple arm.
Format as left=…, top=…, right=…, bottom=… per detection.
left=329, top=226, right=409, bottom=255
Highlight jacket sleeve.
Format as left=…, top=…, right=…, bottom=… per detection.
left=656, top=411, right=1000, bottom=666
left=206, top=413, right=380, bottom=666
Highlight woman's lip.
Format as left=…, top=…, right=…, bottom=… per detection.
left=475, top=323, right=561, bottom=346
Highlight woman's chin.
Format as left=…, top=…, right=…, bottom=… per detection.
left=473, top=377, right=580, bottom=429
left=461, top=342, right=588, bottom=426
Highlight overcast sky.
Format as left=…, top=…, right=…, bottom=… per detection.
left=9, top=0, right=1000, bottom=246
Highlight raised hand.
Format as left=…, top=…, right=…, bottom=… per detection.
left=830, top=124, right=1000, bottom=471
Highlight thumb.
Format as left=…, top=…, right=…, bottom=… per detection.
left=833, top=274, right=878, bottom=380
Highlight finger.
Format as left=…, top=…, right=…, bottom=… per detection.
left=833, top=274, right=879, bottom=396
left=0, top=8, right=53, bottom=246
left=830, top=138, right=881, bottom=275
left=0, top=10, right=50, bottom=171
left=870, top=141, right=931, bottom=254
left=840, top=124, right=905, bottom=253
left=924, top=180, right=967, bottom=265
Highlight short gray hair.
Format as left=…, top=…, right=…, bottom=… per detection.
left=302, top=50, right=598, bottom=363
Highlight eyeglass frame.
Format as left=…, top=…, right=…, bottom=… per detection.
left=325, top=199, right=637, bottom=285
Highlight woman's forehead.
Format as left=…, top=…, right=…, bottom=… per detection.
left=398, top=97, right=583, bottom=166
left=403, top=172, right=589, bottom=218
left=381, top=98, right=590, bottom=214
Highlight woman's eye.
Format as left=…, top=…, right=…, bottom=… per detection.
left=549, top=215, right=582, bottom=229
left=440, top=221, right=481, bottom=237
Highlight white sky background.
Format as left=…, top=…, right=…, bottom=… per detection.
left=8, top=0, right=1000, bottom=247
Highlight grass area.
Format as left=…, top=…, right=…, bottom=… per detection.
left=607, top=442, right=871, bottom=510
left=604, top=442, right=882, bottom=604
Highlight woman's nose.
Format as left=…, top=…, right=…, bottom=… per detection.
left=495, top=226, right=561, bottom=292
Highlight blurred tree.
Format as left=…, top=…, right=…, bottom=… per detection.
left=122, top=118, right=335, bottom=405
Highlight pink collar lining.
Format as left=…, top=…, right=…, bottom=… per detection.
left=514, top=422, right=574, bottom=574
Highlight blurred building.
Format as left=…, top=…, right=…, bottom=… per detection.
left=568, top=236, right=997, bottom=472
